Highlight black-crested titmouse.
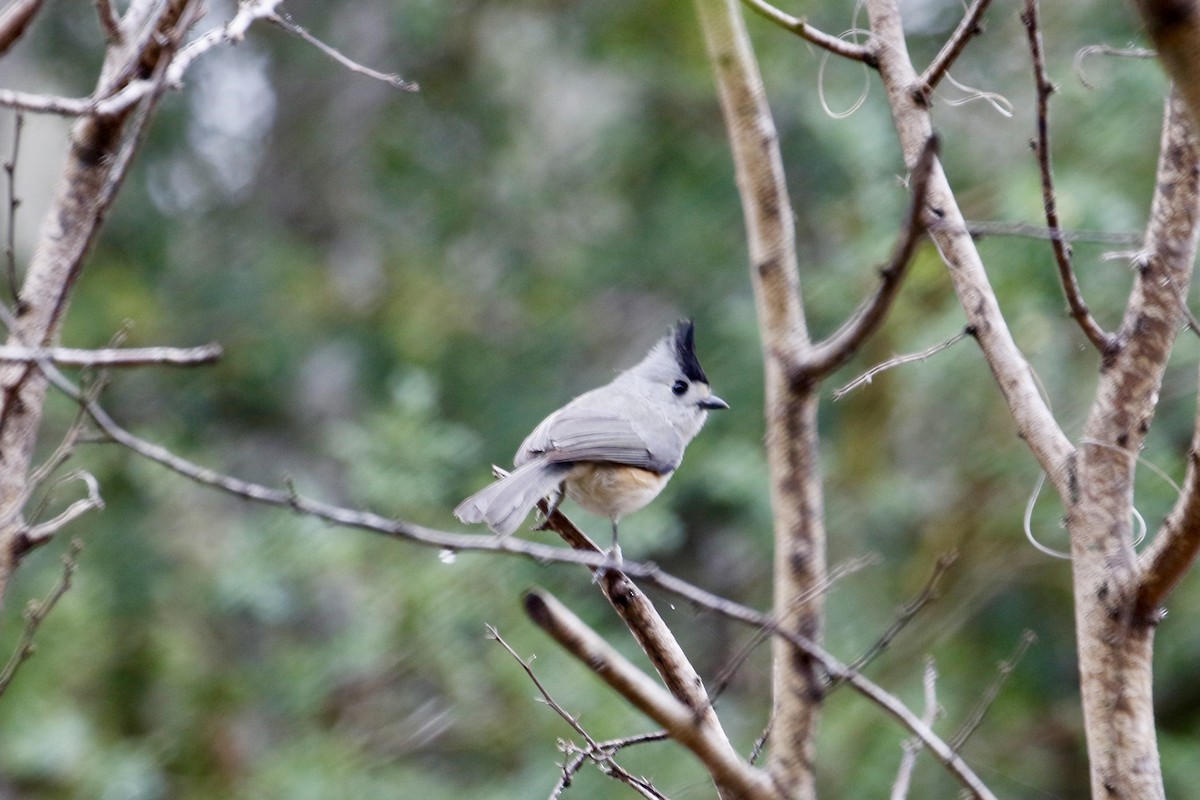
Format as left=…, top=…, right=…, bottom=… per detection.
left=454, top=320, right=728, bottom=556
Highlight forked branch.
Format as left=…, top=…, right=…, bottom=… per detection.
left=916, top=0, right=994, bottom=102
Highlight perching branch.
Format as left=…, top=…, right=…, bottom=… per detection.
left=790, top=133, right=939, bottom=383
left=1022, top=0, right=1114, bottom=354
left=915, top=0, right=994, bottom=102
left=737, top=0, right=875, bottom=64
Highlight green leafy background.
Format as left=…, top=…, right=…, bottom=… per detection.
left=0, top=1, right=1196, bottom=798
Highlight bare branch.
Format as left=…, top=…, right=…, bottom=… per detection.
left=269, top=13, right=419, bottom=92
left=792, top=134, right=939, bottom=383
left=22, top=331, right=993, bottom=797
left=890, top=657, right=940, bottom=800
left=1073, top=44, right=1156, bottom=90
left=523, top=589, right=778, bottom=800
left=2, top=111, right=21, bottom=305
left=488, top=626, right=668, bottom=800
left=833, top=328, right=968, bottom=399
left=1022, top=0, right=1114, bottom=353
left=964, top=219, right=1142, bottom=246
left=916, top=0, right=993, bottom=101
left=865, top=0, right=1074, bottom=494
left=1138, top=365, right=1200, bottom=616
left=738, top=0, right=876, bottom=64
left=0, top=342, right=222, bottom=367
left=841, top=552, right=957, bottom=679
left=12, top=470, right=103, bottom=557
left=950, top=630, right=1037, bottom=751
left=0, top=0, right=43, bottom=57
left=550, top=732, right=671, bottom=800
left=0, top=537, right=81, bottom=697
left=94, top=0, right=122, bottom=45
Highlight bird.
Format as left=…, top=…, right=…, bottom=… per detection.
left=454, top=319, right=728, bottom=559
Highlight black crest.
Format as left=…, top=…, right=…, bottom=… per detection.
left=672, top=319, right=709, bottom=384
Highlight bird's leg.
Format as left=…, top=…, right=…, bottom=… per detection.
left=609, top=518, right=623, bottom=564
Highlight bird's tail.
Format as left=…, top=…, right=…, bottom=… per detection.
left=454, top=460, right=571, bottom=535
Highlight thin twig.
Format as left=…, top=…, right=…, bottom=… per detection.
left=550, top=732, right=672, bottom=800
left=891, top=657, right=940, bottom=800
left=3, top=112, right=22, bottom=305
left=950, top=630, right=1037, bottom=751
left=738, top=0, right=876, bottom=64
left=0, top=538, right=82, bottom=697
left=268, top=13, right=419, bottom=91
left=965, top=219, right=1143, bottom=245
left=13, top=470, right=103, bottom=557
left=711, top=553, right=879, bottom=699
left=833, top=329, right=968, bottom=399
left=841, top=552, right=958, bottom=678
left=487, top=626, right=668, bottom=800
left=1022, top=0, right=1113, bottom=353
left=1073, top=44, right=1156, bottom=90
left=0, top=342, right=222, bottom=367
left=916, top=0, right=993, bottom=101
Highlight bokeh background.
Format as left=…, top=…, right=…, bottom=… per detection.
left=0, top=0, right=1196, bottom=797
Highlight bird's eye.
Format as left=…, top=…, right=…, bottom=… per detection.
left=672, top=380, right=688, bottom=396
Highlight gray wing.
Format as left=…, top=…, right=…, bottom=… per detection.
left=515, top=391, right=683, bottom=473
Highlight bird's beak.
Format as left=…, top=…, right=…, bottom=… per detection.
left=699, top=394, right=729, bottom=411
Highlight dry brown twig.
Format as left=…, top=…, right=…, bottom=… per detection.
left=0, top=537, right=81, bottom=698
left=2, top=112, right=21, bottom=304
left=487, top=625, right=668, bottom=800
left=1022, top=0, right=1114, bottom=354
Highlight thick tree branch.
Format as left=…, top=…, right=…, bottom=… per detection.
left=694, top=1, right=826, bottom=795
left=1066, top=89, right=1200, bottom=800
left=524, top=589, right=779, bottom=800
left=1022, top=0, right=1114, bottom=354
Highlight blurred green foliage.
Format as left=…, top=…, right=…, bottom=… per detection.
left=0, top=0, right=1196, bottom=798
